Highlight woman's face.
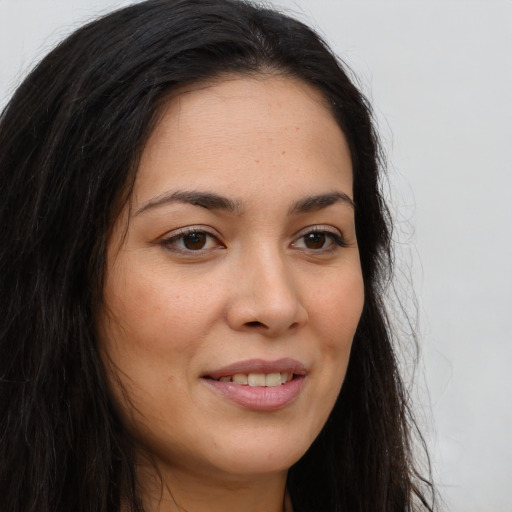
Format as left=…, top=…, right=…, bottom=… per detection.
left=98, top=76, right=364, bottom=483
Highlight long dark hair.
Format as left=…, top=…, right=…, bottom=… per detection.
left=0, top=1, right=435, bottom=510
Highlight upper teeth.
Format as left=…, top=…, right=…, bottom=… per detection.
left=218, top=372, right=293, bottom=387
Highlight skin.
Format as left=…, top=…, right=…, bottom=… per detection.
left=98, top=75, right=364, bottom=512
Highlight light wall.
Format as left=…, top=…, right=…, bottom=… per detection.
left=1, top=1, right=511, bottom=511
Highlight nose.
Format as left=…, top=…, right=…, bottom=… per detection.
left=226, top=250, right=308, bottom=337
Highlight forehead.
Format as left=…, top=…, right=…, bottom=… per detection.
left=133, top=75, right=353, bottom=207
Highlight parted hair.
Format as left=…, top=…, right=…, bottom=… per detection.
left=0, top=1, right=435, bottom=511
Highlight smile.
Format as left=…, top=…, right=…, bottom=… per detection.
left=202, top=359, right=307, bottom=411
left=214, top=372, right=294, bottom=386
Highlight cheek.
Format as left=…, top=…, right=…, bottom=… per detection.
left=97, top=261, right=229, bottom=420
left=297, top=271, right=364, bottom=446
left=309, top=267, right=365, bottom=354
left=98, top=279, right=190, bottom=437
left=101, top=263, right=217, bottom=355
left=304, top=267, right=364, bottom=422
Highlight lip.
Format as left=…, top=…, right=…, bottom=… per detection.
left=203, top=358, right=307, bottom=380
left=202, top=358, right=307, bottom=411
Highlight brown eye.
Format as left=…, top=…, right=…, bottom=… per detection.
left=161, top=229, right=220, bottom=254
left=291, top=228, right=346, bottom=253
left=303, top=232, right=326, bottom=249
left=182, top=232, right=207, bottom=250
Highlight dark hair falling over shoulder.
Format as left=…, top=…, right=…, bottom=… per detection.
left=0, top=0, right=436, bottom=511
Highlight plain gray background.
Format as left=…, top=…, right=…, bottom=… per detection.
left=1, top=1, right=511, bottom=510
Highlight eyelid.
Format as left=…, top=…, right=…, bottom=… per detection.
left=293, top=224, right=343, bottom=239
left=291, top=224, right=347, bottom=251
left=163, top=225, right=219, bottom=238
left=159, top=225, right=224, bottom=254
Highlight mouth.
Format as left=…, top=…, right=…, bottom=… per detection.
left=202, top=359, right=307, bottom=411
left=206, top=371, right=295, bottom=387
left=202, top=358, right=307, bottom=383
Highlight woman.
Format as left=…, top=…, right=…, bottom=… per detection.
left=0, top=0, right=436, bottom=511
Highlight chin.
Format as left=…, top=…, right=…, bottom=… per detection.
left=227, top=447, right=304, bottom=477
left=200, top=426, right=315, bottom=479
left=136, top=425, right=312, bottom=482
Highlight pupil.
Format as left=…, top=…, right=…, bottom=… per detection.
left=305, top=232, right=325, bottom=249
left=184, top=232, right=206, bottom=250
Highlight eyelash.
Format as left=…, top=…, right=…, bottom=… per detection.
left=160, top=227, right=223, bottom=254
left=159, top=225, right=346, bottom=255
left=291, top=226, right=347, bottom=252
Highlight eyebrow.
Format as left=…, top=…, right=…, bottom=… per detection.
left=135, top=190, right=242, bottom=215
left=135, top=189, right=354, bottom=216
left=289, top=192, right=354, bottom=214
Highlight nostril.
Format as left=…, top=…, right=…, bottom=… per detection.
left=246, top=321, right=265, bottom=328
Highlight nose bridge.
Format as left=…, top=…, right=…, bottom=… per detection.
left=252, top=246, right=295, bottom=306
left=228, top=242, right=307, bottom=335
